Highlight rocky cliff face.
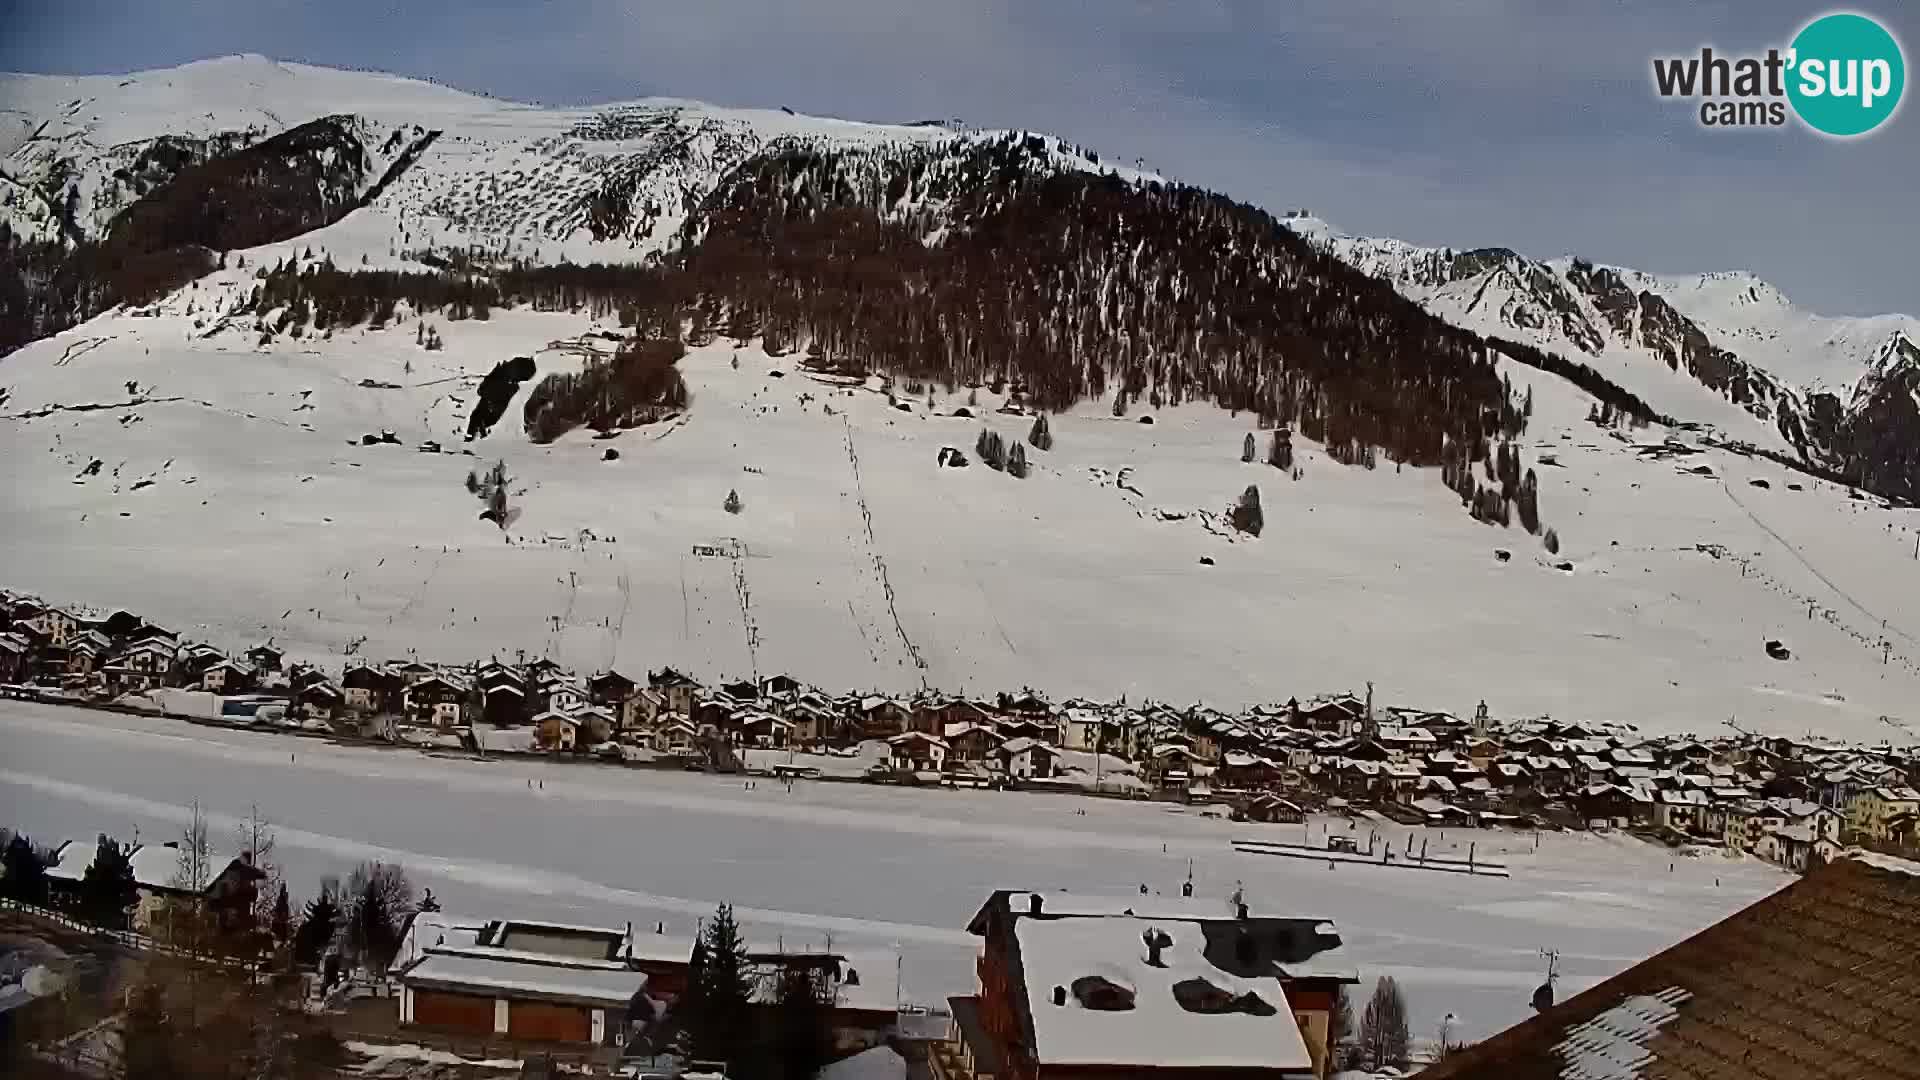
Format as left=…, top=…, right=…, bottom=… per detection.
left=1286, top=214, right=1919, bottom=503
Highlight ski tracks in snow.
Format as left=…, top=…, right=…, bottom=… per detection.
left=842, top=419, right=929, bottom=684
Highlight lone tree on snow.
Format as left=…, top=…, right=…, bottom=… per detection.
left=1230, top=484, right=1264, bottom=537
left=976, top=429, right=1007, bottom=470
left=1357, top=975, right=1411, bottom=1072
left=1242, top=432, right=1257, bottom=463
left=1543, top=526, right=1561, bottom=554
left=724, top=489, right=743, bottom=514
left=1268, top=430, right=1293, bottom=471
left=474, top=459, right=513, bottom=528
left=1028, top=413, right=1053, bottom=451
left=1008, top=441, right=1029, bottom=478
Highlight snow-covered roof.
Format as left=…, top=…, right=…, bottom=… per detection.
left=1013, top=916, right=1313, bottom=1071
left=818, top=1045, right=905, bottom=1080
left=402, top=951, right=647, bottom=1007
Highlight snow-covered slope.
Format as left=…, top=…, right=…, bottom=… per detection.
left=1283, top=214, right=1920, bottom=493
left=5, top=293, right=1920, bottom=743
left=5, top=57, right=1920, bottom=744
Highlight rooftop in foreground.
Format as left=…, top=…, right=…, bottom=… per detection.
left=1413, top=850, right=1920, bottom=1080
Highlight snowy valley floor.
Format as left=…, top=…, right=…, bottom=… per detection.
left=0, top=700, right=1789, bottom=1042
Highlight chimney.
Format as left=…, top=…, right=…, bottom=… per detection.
left=1028, top=893, right=1044, bottom=916
left=1052, top=985, right=1067, bottom=1006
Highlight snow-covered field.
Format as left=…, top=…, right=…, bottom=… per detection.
left=5, top=290, right=1920, bottom=740
left=0, top=700, right=1789, bottom=1040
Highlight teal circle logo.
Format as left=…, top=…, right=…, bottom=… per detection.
left=1787, top=12, right=1905, bottom=136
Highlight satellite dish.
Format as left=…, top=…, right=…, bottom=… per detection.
left=1531, top=981, right=1555, bottom=1012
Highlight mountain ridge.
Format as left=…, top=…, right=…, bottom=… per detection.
left=2, top=54, right=1915, bottom=503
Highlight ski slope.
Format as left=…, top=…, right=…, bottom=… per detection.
left=0, top=700, right=1793, bottom=1042
left=4, top=288, right=1920, bottom=741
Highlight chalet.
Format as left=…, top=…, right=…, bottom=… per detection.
left=786, top=700, right=837, bottom=745
left=914, top=697, right=996, bottom=737
left=1219, top=751, right=1284, bottom=789
left=945, top=722, right=1006, bottom=762
left=650, top=719, right=699, bottom=755
left=1653, top=787, right=1711, bottom=834
left=0, top=632, right=30, bottom=683
left=103, top=637, right=177, bottom=692
left=1293, top=694, right=1365, bottom=733
left=399, top=919, right=650, bottom=1047
left=1239, top=794, right=1305, bottom=824
left=533, top=711, right=579, bottom=751
left=199, top=659, right=254, bottom=694
left=995, top=737, right=1059, bottom=781
left=1414, top=853, right=1920, bottom=1080
left=1056, top=709, right=1111, bottom=753
left=292, top=680, right=343, bottom=721
left=760, top=673, right=803, bottom=697
left=648, top=667, right=700, bottom=716
left=1000, top=691, right=1053, bottom=720
left=536, top=675, right=587, bottom=715
left=952, top=890, right=1356, bottom=1080
left=481, top=680, right=527, bottom=725
left=66, top=631, right=110, bottom=676
left=342, top=664, right=405, bottom=714
left=244, top=643, right=284, bottom=672
left=739, top=711, right=794, bottom=749
left=588, top=670, right=638, bottom=708
left=858, top=696, right=912, bottom=738
left=407, top=673, right=470, bottom=729
left=54, top=841, right=273, bottom=938
left=745, top=946, right=904, bottom=1050
left=888, top=732, right=949, bottom=772
left=624, top=686, right=667, bottom=729
left=572, top=705, right=618, bottom=744
left=720, top=678, right=760, bottom=701
left=1848, top=785, right=1920, bottom=842
left=1378, top=760, right=1422, bottom=803
left=390, top=659, right=439, bottom=686
left=24, top=606, right=80, bottom=646
left=1487, top=761, right=1532, bottom=791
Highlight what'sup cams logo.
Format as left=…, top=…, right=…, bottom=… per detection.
left=1653, top=11, right=1906, bottom=136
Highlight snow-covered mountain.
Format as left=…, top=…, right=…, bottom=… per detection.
left=4, top=56, right=1920, bottom=743
left=0, top=53, right=1136, bottom=262
left=1281, top=214, right=1920, bottom=501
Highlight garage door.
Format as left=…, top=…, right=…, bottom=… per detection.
left=509, top=1000, right=592, bottom=1043
left=412, top=990, right=496, bottom=1035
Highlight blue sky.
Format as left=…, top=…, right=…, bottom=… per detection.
left=3, top=0, right=1913, bottom=315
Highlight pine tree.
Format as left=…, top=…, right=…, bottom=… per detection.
left=976, top=429, right=1006, bottom=470
left=1230, top=484, right=1264, bottom=537
left=0, top=832, right=49, bottom=905
left=1517, top=468, right=1541, bottom=534
left=271, top=882, right=292, bottom=943
left=79, top=834, right=139, bottom=930
left=724, top=489, right=743, bottom=514
left=1357, top=975, right=1411, bottom=1071
left=1544, top=527, right=1561, bottom=554
left=688, top=904, right=754, bottom=1065
left=1028, top=413, right=1053, bottom=451
left=1268, top=431, right=1293, bottom=471
left=1242, top=432, right=1256, bottom=463
left=1008, top=441, right=1029, bottom=478
left=293, top=885, right=340, bottom=969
